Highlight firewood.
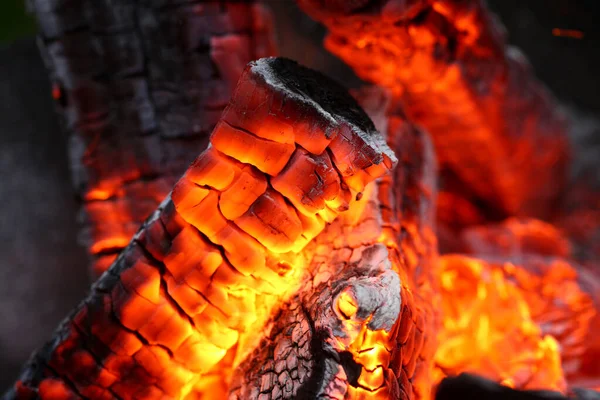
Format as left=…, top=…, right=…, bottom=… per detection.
left=230, top=103, right=439, bottom=399
left=459, top=219, right=600, bottom=384
left=5, top=57, right=397, bottom=399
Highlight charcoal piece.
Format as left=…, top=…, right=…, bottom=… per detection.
left=230, top=108, right=439, bottom=400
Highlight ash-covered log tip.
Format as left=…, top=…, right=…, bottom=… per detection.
left=248, top=57, right=377, bottom=137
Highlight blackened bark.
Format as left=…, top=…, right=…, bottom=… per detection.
left=28, top=0, right=276, bottom=276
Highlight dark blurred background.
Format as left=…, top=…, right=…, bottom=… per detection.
left=0, top=1, right=36, bottom=44
left=0, top=0, right=599, bottom=392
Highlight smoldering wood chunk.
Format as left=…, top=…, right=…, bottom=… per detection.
left=172, top=57, right=397, bottom=259
left=299, top=0, right=570, bottom=221
left=7, top=55, right=399, bottom=399
left=230, top=245, right=401, bottom=400
left=231, top=95, right=439, bottom=399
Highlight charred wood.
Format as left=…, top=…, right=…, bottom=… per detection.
left=4, top=57, right=396, bottom=400
left=28, top=0, right=276, bottom=276
left=230, top=105, right=439, bottom=399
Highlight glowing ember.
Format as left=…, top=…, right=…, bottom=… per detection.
left=434, top=255, right=566, bottom=392
left=298, top=0, right=570, bottom=221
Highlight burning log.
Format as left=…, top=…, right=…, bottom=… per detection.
left=230, top=113, right=439, bottom=399
left=297, top=0, right=571, bottom=223
left=28, top=0, right=276, bottom=276
left=10, top=2, right=600, bottom=398
left=5, top=58, right=398, bottom=399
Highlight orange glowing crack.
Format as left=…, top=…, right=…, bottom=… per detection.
left=552, top=28, right=585, bottom=39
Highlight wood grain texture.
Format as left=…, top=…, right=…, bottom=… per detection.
left=28, top=0, right=276, bottom=276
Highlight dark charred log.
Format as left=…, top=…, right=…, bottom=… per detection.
left=27, top=0, right=276, bottom=276
left=298, top=0, right=571, bottom=229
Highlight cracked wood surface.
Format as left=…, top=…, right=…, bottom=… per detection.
left=229, top=112, right=439, bottom=399
left=28, top=0, right=276, bottom=276
left=5, top=58, right=399, bottom=400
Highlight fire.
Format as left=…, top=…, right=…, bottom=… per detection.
left=292, top=0, right=599, bottom=396
left=9, top=0, right=600, bottom=392
left=347, top=327, right=393, bottom=398
left=433, top=255, right=566, bottom=392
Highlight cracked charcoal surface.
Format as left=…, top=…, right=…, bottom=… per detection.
left=3, top=2, right=600, bottom=396
left=5, top=57, right=396, bottom=400
left=230, top=105, right=439, bottom=399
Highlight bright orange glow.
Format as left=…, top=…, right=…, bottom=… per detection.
left=157, top=59, right=397, bottom=398
left=287, top=4, right=593, bottom=396
left=170, top=141, right=387, bottom=393
left=337, top=290, right=359, bottom=319
left=433, top=254, right=597, bottom=393
left=347, top=327, right=393, bottom=398
left=73, top=95, right=595, bottom=400
left=305, top=0, right=569, bottom=221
